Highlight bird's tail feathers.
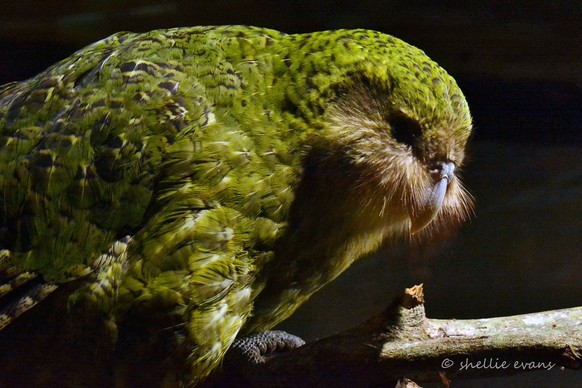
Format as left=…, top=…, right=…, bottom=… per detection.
left=0, top=250, right=58, bottom=330
left=0, top=235, right=132, bottom=332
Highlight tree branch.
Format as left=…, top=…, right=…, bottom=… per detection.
left=214, top=285, right=582, bottom=387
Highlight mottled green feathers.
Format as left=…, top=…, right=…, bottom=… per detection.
left=0, top=26, right=471, bottom=385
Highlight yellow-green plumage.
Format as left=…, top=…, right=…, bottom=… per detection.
left=0, top=26, right=472, bottom=385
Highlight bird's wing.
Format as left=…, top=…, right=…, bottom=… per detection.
left=0, top=27, right=259, bottom=343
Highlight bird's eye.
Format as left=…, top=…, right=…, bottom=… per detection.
left=390, top=114, right=423, bottom=150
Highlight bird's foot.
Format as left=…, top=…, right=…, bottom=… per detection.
left=228, top=330, right=305, bottom=364
left=207, top=331, right=304, bottom=386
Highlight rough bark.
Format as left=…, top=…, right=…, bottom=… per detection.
left=214, top=285, right=582, bottom=387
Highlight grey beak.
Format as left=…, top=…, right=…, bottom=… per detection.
left=410, top=162, right=455, bottom=234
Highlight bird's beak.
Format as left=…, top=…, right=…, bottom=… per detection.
left=410, top=162, right=455, bottom=234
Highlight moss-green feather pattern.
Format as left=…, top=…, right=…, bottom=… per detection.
left=0, top=26, right=472, bottom=385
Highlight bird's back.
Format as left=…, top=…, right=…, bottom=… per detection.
left=0, top=26, right=300, bottom=385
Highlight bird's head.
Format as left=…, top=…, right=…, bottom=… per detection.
left=286, top=30, right=473, bottom=236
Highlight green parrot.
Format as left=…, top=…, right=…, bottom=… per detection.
left=0, top=26, right=472, bottom=386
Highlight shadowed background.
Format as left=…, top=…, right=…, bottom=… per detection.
left=1, top=1, right=580, bottom=386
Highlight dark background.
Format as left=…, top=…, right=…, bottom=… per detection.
left=1, top=1, right=580, bottom=387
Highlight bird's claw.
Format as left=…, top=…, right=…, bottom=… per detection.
left=228, top=330, right=305, bottom=364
